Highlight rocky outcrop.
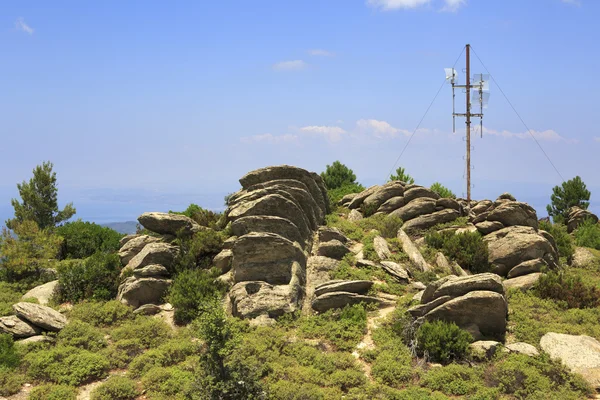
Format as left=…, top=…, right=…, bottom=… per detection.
left=213, top=249, right=233, bottom=273
left=348, top=209, right=363, bottom=222
left=379, top=261, right=410, bottom=282
left=486, top=202, right=538, bottom=229
left=226, top=166, right=327, bottom=324
left=118, top=235, right=162, bottom=265
left=123, top=242, right=179, bottom=274
left=138, top=212, right=202, bottom=236
left=117, top=277, right=172, bottom=309
left=484, top=226, right=558, bottom=277
left=22, top=280, right=58, bottom=306
left=506, top=258, right=546, bottom=279
left=540, top=332, right=600, bottom=390
left=13, top=302, right=67, bottom=332
left=397, top=229, right=432, bottom=272
left=567, top=207, right=599, bottom=233
left=503, top=272, right=542, bottom=291
left=411, top=274, right=507, bottom=340
left=402, top=209, right=461, bottom=233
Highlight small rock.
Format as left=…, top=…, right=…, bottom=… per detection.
left=348, top=209, right=363, bottom=222
left=507, top=258, right=546, bottom=279
left=133, top=304, right=162, bottom=315
left=470, top=340, right=501, bottom=359
left=132, top=264, right=170, bottom=278
left=314, top=280, right=373, bottom=297
left=379, top=261, right=410, bottom=282
left=373, top=236, right=392, bottom=260
left=504, top=342, right=539, bottom=357
left=318, top=227, right=349, bottom=244
left=22, top=280, right=58, bottom=306
left=312, top=292, right=389, bottom=313
left=317, top=240, right=351, bottom=260
left=503, top=272, right=542, bottom=291
left=213, top=249, right=233, bottom=273
left=412, top=290, right=424, bottom=302
left=411, top=282, right=427, bottom=291
left=16, top=335, right=54, bottom=344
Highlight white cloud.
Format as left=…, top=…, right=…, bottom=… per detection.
left=15, top=17, right=34, bottom=35
left=482, top=127, right=578, bottom=143
left=441, top=0, right=466, bottom=12
left=367, top=0, right=430, bottom=10
left=356, top=119, right=410, bottom=138
left=272, top=60, right=308, bottom=71
left=299, top=125, right=346, bottom=142
left=308, top=49, right=334, bottom=57
left=240, top=133, right=298, bottom=144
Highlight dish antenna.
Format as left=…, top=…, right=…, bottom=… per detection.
left=444, top=44, right=490, bottom=201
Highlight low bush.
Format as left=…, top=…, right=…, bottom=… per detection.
left=90, top=376, right=139, bottom=400
left=539, top=220, right=574, bottom=261
left=110, top=316, right=172, bottom=349
left=170, top=203, right=223, bottom=230
left=173, top=229, right=223, bottom=272
left=358, top=214, right=403, bottom=239
left=370, top=344, right=414, bottom=387
left=574, top=218, right=600, bottom=250
left=534, top=270, right=600, bottom=309
left=68, top=300, right=133, bottom=327
left=430, top=182, right=456, bottom=199
left=0, top=334, right=20, bottom=369
left=168, top=267, right=227, bottom=324
left=416, top=321, right=472, bottom=364
left=55, top=252, right=121, bottom=303
left=101, top=338, right=145, bottom=369
left=28, top=384, right=78, bottom=400
left=24, top=345, right=110, bottom=385
left=129, top=339, right=199, bottom=378
left=299, top=304, right=368, bottom=351
left=57, top=320, right=107, bottom=351
left=0, top=367, right=25, bottom=396
left=421, top=363, right=483, bottom=395
left=0, top=282, right=23, bottom=316
left=56, top=220, right=122, bottom=260
left=425, top=230, right=489, bottom=273
left=361, top=231, right=381, bottom=262
left=141, top=366, right=195, bottom=398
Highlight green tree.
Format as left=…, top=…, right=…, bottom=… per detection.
left=320, top=161, right=359, bottom=190
left=56, top=220, right=122, bottom=259
left=6, top=162, right=75, bottom=230
left=389, top=167, right=415, bottom=184
left=430, top=182, right=455, bottom=199
left=0, top=220, right=62, bottom=282
left=546, top=176, right=591, bottom=223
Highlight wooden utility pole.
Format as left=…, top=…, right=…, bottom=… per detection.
left=465, top=44, right=471, bottom=201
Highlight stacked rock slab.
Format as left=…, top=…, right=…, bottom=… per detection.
left=346, top=182, right=463, bottom=232
left=116, top=212, right=189, bottom=309
left=409, top=273, right=507, bottom=341
left=566, top=206, right=599, bottom=233
left=0, top=302, right=68, bottom=340
left=225, top=166, right=329, bottom=324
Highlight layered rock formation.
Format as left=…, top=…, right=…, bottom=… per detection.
left=0, top=302, right=68, bottom=340
left=115, top=212, right=188, bottom=309
left=566, top=206, right=598, bottom=233
left=409, top=273, right=508, bottom=340
left=225, top=165, right=329, bottom=324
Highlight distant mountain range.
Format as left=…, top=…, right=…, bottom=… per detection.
left=101, top=221, right=138, bottom=235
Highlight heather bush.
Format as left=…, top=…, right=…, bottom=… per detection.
left=0, top=367, right=26, bottom=396
left=539, top=220, right=574, bottom=261
left=172, top=229, right=223, bottom=272
left=68, top=300, right=133, bottom=327
left=28, top=384, right=78, bottom=400
left=534, top=270, right=600, bottom=309
left=425, top=230, right=489, bottom=273
left=416, top=321, right=472, bottom=364
left=57, top=320, right=107, bottom=351
left=574, top=218, right=600, bottom=250
left=299, top=304, right=368, bottom=351
left=90, top=376, right=139, bottom=400
left=128, top=339, right=199, bottom=378
left=0, top=334, right=19, bottom=369
left=110, top=316, right=172, bottom=349
left=56, top=220, right=122, bottom=259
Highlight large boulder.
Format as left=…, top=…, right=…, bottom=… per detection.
left=425, top=273, right=504, bottom=302
left=348, top=209, right=363, bottom=222
left=238, top=165, right=329, bottom=216
left=347, top=185, right=381, bottom=210
left=213, top=249, right=233, bottom=273
left=424, top=290, right=507, bottom=340
left=118, top=235, right=162, bottom=265
left=229, top=280, right=302, bottom=321
left=362, top=182, right=405, bottom=211
left=373, top=236, right=392, bottom=260
left=506, top=258, right=546, bottom=279
left=231, top=215, right=305, bottom=245
left=567, top=207, right=599, bottom=233
left=377, top=196, right=406, bottom=214
left=471, top=200, right=493, bottom=215
left=483, top=226, right=558, bottom=277
left=132, top=264, right=170, bottom=278
left=486, top=202, right=538, bottom=229
left=475, top=221, right=504, bottom=235
left=379, top=261, right=410, bottom=282
left=540, top=332, right=600, bottom=390
left=138, top=212, right=201, bottom=236
left=0, top=316, right=41, bottom=338
left=318, top=227, right=349, bottom=244
left=403, top=186, right=440, bottom=203
left=22, top=280, right=58, bottom=306
left=317, top=240, right=351, bottom=260
left=232, top=232, right=306, bottom=284
left=390, top=198, right=437, bottom=222
left=124, top=242, right=179, bottom=273
left=402, top=209, right=461, bottom=233
left=12, top=303, right=67, bottom=332
left=503, top=272, right=542, bottom=291
left=117, top=277, right=172, bottom=308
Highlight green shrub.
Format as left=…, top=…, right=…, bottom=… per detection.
left=539, top=220, right=574, bottom=261
left=299, top=304, right=367, bottom=351
left=489, top=353, right=592, bottom=399
left=129, top=339, right=199, bottom=378
left=56, top=220, right=122, bottom=259
left=90, top=376, right=138, bottom=400
left=574, top=218, right=600, bottom=250
left=68, top=300, right=133, bottom=327
left=141, top=366, right=195, bottom=398
left=370, top=344, right=414, bottom=387
left=57, top=320, right=107, bottom=351
left=24, top=346, right=110, bottom=385
left=362, top=231, right=380, bottom=262
left=110, top=316, right=172, bottom=349
left=101, top=338, right=145, bottom=369
left=0, top=282, right=23, bottom=316
left=321, top=161, right=361, bottom=190
left=534, top=270, right=600, bottom=309
left=357, top=214, right=403, bottom=239
left=28, top=383, right=78, bottom=400
left=173, top=229, right=223, bottom=272
left=425, top=230, right=489, bottom=273
left=0, top=334, right=20, bottom=369
left=547, top=176, right=591, bottom=223
left=430, top=182, right=455, bottom=199
left=170, top=204, right=222, bottom=229
left=0, top=367, right=25, bottom=396
left=168, top=267, right=227, bottom=324
left=421, top=363, right=482, bottom=395
left=416, top=321, right=472, bottom=364
left=389, top=167, right=414, bottom=184
left=55, top=252, right=121, bottom=303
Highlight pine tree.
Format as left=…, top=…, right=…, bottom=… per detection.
left=6, top=161, right=76, bottom=230
left=546, top=176, right=591, bottom=223
left=320, top=161, right=358, bottom=190
left=389, top=167, right=415, bottom=184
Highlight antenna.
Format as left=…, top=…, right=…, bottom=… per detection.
left=444, top=44, right=490, bottom=201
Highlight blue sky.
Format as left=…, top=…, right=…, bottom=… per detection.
left=1, top=0, right=599, bottom=224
